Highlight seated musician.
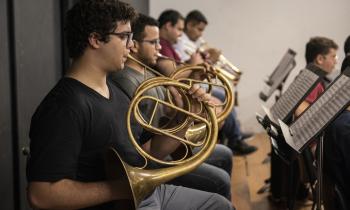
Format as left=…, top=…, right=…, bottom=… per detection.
left=291, top=37, right=338, bottom=201
left=341, top=35, right=350, bottom=72
left=295, top=37, right=338, bottom=116
left=158, top=9, right=257, bottom=155
left=109, top=13, right=233, bottom=201
left=25, top=1, right=233, bottom=210
left=324, top=36, right=350, bottom=209
left=324, top=96, right=350, bottom=209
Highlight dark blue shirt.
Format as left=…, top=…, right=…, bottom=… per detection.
left=325, top=110, right=350, bottom=205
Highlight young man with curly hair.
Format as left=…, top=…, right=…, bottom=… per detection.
left=26, top=1, right=233, bottom=210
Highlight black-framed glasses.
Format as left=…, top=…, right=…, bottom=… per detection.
left=107, top=32, right=133, bottom=46
left=139, top=39, right=161, bottom=46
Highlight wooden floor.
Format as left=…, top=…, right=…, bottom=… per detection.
left=231, top=133, right=313, bottom=210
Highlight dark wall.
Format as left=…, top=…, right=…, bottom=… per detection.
left=0, top=0, right=149, bottom=210
left=0, top=0, right=14, bottom=209
left=124, top=0, right=149, bottom=14
left=11, top=1, right=63, bottom=209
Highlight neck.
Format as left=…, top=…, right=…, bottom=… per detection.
left=185, top=32, right=195, bottom=42
left=310, top=62, right=328, bottom=75
left=159, top=29, right=173, bottom=44
left=125, top=55, right=146, bottom=74
left=66, top=55, right=110, bottom=98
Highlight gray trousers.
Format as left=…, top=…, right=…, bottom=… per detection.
left=168, top=144, right=233, bottom=200
left=138, top=184, right=234, bottom=210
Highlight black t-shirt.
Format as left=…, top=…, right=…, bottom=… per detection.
left=26, top=77, right=146, bottom=209
left=325, top=110, right=350, bottom=205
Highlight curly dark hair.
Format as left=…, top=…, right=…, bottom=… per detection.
left=132, top=14, right=159, bottom=41
left=305, top=36, right=338, bottom=64
left=65, top=0, right=137, bottom=59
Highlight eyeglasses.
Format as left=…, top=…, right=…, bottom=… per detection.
left=107, top=32, right=133, bottom=47
left=140, top=39, right=161, bottom=46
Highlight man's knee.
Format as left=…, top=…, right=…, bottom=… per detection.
left=207, top=193, right=235, bottom=210
left=215, top=144, right=233, bottom=174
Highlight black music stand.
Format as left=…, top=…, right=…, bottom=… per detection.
left=256, top=64, right=324, bottom=210
left=257, top=64, right=322, bottom=146
left=279, top=67, right=350, bottom=210
left=259, top=49, right=297, bottom=101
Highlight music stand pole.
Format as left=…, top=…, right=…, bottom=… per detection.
left=316, top=132, right=324, bottom=210
left=275, top=81, right=284, bottom=102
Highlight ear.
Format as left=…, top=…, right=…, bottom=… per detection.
left=315, top=54, right=324, bottom=65
left=130, top=40, right=139, bottom=54
left=165, top=22, right=173, bottom=30
left=88, top=32, right=102, bottom=49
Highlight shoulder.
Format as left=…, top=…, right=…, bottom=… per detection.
left=31, top=77, right=120, bottom=122
left=110, top=67, right=142, bottom=83
left=305, top=82, right=324, bottom=103
left=109, top=68, right=142, bottom=98
left=326, top=110, right=350, bottom=141
left=36, top=78, right=84, bottom=110
left=107, top=78, right=133, bottom=102
left=31, top=78, right=89, bottom=123
left=332, top=110, right=350, bottom=128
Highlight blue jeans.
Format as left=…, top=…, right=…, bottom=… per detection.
left=212, top=89, right=242, bottom=145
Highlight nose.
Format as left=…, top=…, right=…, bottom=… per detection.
left=156, top=42, right=162, bottom=51
left=127, top=40, right=135, bottom=49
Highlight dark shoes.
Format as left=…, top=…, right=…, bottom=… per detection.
left=241, top=131, right=254, bottom=141
left=230, top=140, right=257, bottom=155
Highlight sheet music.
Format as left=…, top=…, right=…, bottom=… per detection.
left=259, top=49, right=296, bottom=101
left=283, top=70, right=350, bottom=152
left=268, top=69, right=319, bottom=124
left=268, top=49, right=296, bottom=85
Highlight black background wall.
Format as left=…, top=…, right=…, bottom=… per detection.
left=1, top=0, right=14, bottom=209
left=0, top=0, right=148, bottom=209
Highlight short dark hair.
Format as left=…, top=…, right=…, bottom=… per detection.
left=64, top=0, right=137, bottom=59
left=185, top=10, right=208, bottom=27
left=344, top=36, right=350, bottom=54
left=305, top=37, right=338, bottom=63
left=158, top=9, right=184, bottom=28
left=132, top=14, right=159, bottom=41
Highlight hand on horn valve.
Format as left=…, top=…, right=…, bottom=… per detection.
left=188, top=83, right=214, bottom=112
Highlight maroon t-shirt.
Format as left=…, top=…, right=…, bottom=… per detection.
left=305, top=81, right=325, bottom=148
left=305, top=82, right=325, bottom=103
left=159, top=38, right=181, bottom=62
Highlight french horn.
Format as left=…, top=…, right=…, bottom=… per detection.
left=106, top=77, right=219, bottom=209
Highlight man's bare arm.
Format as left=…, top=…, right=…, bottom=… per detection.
left=295, top=100, right=310, bottom=117
left=28, top=179, right=131, bottom=210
